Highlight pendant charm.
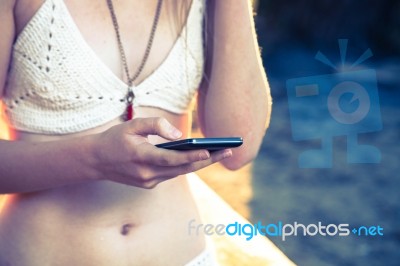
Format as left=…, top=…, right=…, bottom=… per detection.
left=126, top=103, right=134, bottom=120
left=125, top=87, right=135, bottom=121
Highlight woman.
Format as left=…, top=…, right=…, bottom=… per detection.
left=0, top=0, right=270, bottom=265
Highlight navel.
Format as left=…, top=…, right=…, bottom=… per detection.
left=120, top=223, right=134, bottom=236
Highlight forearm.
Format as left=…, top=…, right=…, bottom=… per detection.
left=199, top=0, right=271, bottom=169
left=0, top=136, right=97, bottom=194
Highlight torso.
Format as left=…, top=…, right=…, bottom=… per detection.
left=0, top=0, right=205, bottom=265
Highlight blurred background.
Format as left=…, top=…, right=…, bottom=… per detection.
left=249, top=0, right=400, bottom=265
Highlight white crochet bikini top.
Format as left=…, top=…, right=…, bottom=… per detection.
left=3, top=0, right=205, bottom=134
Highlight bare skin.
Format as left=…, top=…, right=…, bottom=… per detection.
left=0, top=0, right=271, bottom=265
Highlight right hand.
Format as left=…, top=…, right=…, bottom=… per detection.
left=91, top=117, right=232, bottom=189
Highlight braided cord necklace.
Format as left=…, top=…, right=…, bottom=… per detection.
left=106, top=0, right=163, bottom=120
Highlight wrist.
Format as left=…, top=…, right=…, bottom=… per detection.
left=79, top=134, right=104, bottom=181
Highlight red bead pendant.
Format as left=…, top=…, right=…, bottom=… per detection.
left=126, top=103, right=134, bottom=120
left=125, top=87, right=135, bottom=121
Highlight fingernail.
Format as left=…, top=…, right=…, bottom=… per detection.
left=199, top=151, right=210, bottom=160
left=171, top=129, right=182, bottom=139
left=223, top=149, right=232, bottom=158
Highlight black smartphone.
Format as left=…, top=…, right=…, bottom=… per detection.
left=155, top=137, right=243, bottom=151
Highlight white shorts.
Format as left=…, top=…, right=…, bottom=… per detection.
left=184, top=248, right=219, bottom=266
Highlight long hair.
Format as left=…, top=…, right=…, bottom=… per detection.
left=168, top=0, right=212, bottom=91
left=168, top=0, right=191, bottom=35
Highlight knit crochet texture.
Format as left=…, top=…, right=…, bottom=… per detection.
left=3, top=0, right=204, bottom=134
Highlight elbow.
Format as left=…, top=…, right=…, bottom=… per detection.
left=221, top=144, right=260, bottom=171
left=221, top=120, right=268, bottom=170
left=219, top=124, right=268, bottom=171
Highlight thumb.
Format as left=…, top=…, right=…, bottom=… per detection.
left=125, top=117, right=182, bottom=140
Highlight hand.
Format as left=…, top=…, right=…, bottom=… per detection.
left=91, top=117, right=232, bottom=189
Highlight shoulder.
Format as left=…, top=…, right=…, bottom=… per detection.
left=0, top=0, right=16, bottom=97
left=0, top=0, right=16, bottom=30
left=0, top=0, right=16, bottom=10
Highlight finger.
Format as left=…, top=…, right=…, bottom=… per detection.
left=137, top=142, right=211, bottom=166
left=118, top=171, right=179, bottom=189
left=127, top=149, right=232, bottom=188
left=149, top=149, right=233, bottom=177
left=126, top=117, right=182, bottom=140
left=140, top=176, right=177, bottom=189
left=119, top=177, right=162, bottom=190
left=179, top=149, right=233, bottom=173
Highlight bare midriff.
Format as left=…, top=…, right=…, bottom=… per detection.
left=0, top=107, right=206, bottom=265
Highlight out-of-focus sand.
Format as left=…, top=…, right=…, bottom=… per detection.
left=0, top=103, right=11, bottom=140
left=0, top=102, right=10, bottom=210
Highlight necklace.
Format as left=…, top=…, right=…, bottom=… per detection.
left=106, top=0, right=163, bottom=120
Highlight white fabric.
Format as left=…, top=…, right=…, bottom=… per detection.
left=185, top=235, right=219, bottom=266
left=184, top=248, right=219, bottom=266
left=3, top=0, right=205, bottom=134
